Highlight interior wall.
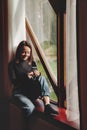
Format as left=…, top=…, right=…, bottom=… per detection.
left=77, top=0, right=87, bottom=130
left=0, top=1, right=9, bottom=130
left=0, top=0, right=9, bottom=98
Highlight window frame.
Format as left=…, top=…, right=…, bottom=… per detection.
left=49, top=0, right=66, bottom=107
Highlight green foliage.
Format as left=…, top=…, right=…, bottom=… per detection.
left=37, top=60, right=57, bottom=101
left=49, top=60, right=57, bottom=77
left=42, top=40, right=56, bottom=49
left=50, top=91, right=57, bottom=101
left=37, top=61, right=49, bottom=82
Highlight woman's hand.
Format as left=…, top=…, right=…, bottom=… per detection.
left=27, top=71, right=34, bottom=78
left=27, top=70, right=41, bottom=79
left=33, top=70, right=41, bottom=77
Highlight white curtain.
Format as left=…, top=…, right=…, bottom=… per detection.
left=8, top=0, right=26, bottom=60
left=66, top=0, right=80, bottom=126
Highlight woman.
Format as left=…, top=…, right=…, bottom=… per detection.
left=8, top=40, right=58, bottom=118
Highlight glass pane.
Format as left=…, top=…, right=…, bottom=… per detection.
left=25, top=0, right=57, bottom=101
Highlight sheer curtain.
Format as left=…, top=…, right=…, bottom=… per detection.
left=8, top=0, right=26, bottom=96
left=8, top=0, right=26, bottom=60
left=66, top=0, right=80, bottom=126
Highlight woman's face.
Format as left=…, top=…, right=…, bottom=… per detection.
left=20, top=46, right=31, bottom=61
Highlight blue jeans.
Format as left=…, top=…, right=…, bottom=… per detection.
left=12, top=75, right=50, bottom=117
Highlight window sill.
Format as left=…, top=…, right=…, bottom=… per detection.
left=53, top=107, right=79, bottom=130
left=35, top=99, right=79, bottom=130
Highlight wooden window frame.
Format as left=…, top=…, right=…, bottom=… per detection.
left=49, top=0, right=66, bottom=107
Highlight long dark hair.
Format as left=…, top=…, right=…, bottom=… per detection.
left=15, top=40, right=33, bottom=64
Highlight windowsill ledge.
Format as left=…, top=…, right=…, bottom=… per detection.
left=10, top=98, right=80, bottom=130
left=53, top=108, right=80, bottom=130
left=35, top=99, right=80, bottom=130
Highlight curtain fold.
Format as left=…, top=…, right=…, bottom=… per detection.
left=8, top=0, right=26, bottom=96
left=66, top=0, right=80, bottom=126
left=8, top=0, right=26, bottom=61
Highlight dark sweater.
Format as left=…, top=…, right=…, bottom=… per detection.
left=8, top=60, right=40, bottom=99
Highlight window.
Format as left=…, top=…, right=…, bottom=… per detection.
left=8, top=0, right=80, bottom=129
left=25, top=0, right=80, bottom=128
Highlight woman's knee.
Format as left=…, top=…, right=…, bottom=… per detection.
left=12, top=94, right=35, bottom=116
left=38, top=75, right=46, bottom=83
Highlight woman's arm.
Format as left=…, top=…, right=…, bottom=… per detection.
left=8, top=61, right=17, bottom=84
left=27, top=61, right=41, bottom=78
left=8, top=60, right=27, bottom=86
left=32, top=61, right=41, bottom=77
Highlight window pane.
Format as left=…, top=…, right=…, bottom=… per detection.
left=25, top=0, right=57, bottom=101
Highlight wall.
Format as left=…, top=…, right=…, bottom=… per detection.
left=77, top=0, right=87, bottom=130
